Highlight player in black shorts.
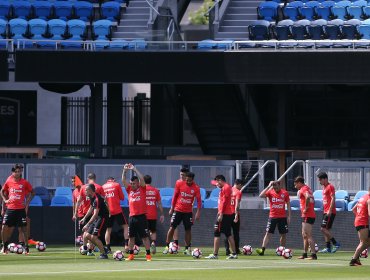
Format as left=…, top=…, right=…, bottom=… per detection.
left=80, top=184, right=109, bottom=259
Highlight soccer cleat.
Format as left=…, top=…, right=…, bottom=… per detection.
left=106, top=249, right=112, bottom=254
left=350, top=258, right=362, bottom=266
left=28, top=239, right=38, bottom=246
left=23, top=247, right=30, bottom=255
left=225, top=249, right=231, bottom=256
left=150, top=243, right=156, bottom=254
left=298, top=254, right=307, bottom=259
left=331, top=243, right=341, bottom=253
left=256, top=248, right=264, bottom=256
left=226, top=254, right=238, bottom=259
left=306, top=255, right=318, bottom=260
left=146, top=254, right=152, bottom=261
left=126, top=254, right=135, bottom=261
left=183, top=249, right=191, bottom=255
left=162, top=246, right=169, bottom=254
left=87, top=252, right=95, bottom=256
left=320, top=247, right=331, bottom=253
left=1, top=247, right=8, bottom=255
left=205, top=254, right=218, bottom=259
left=98, top=254, right=108, bottom=259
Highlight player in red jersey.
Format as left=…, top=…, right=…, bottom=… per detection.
left=144, top=175, right=164, bottom=254
left=1, top=164, right=34, bottom=254
left=349, top=187, right=370, bottom=266
left=206, top=175, right=238, bottom=260
left=72, top=175, right=84, bottom=235
left=102, top=177, right=128, bottom=254
left=294, top=176, right=317, bottom=260
left=317, top=172, right=340, bottom=253
left=121, top=163, right=152, bottom=261
left=163, top=171, right=201, bottom=255
left=256, top=180, right=291, bottom=256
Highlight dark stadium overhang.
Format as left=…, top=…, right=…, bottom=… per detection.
left=14, top=49, right=370, bottom=84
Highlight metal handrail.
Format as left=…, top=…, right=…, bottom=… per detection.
left=167, top=18, right=175, bottom=43
left=241, top=160, right=277, bottom=192
left=144, top=0, right=160, bottom=23
left=277, top=160, right=306, bottom=182
left=204, top=0, right=222, bottom=22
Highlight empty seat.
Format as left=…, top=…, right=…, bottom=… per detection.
left=54, top=186, right=73, bottom=198
left=348, top=190, right=368, bottom=210
left=48, top=18, right=67, bottom=40
left=93, top=19, right=112, bottom=40
left=74, top=1, right=93, bottom=22
left=248, top=20, right=271, bottom=40
left=29, top=195, right=43, bottom=206
left=332, top=0, right=351, bottom=20
left=335, top=199, right=347, bottom=211
left=0, top=18, right=7, bottom=41
left=316, top=1, right=335, bottom=20
left=34, top=186, right=51, bottom=206
left=357, top=19, right=370, bottom=46
left=300, top=1, right=320, bottom=20
left=313, top=189, right=323, bottom=199
left=197, top=39, right=217, bottom=49
left=101, top=1, right=121, bottom=23
left=29, top=18, right=47, bottom=40
left=32, top=1, right=53, bottom=20
left=51, top=195, right=73, bottom=206
left=290, top=199, right=300, bottom=210
left=283, top=1, right=304, bottom=21
left=347, top=0, right=367, bottom=20
left=0, top=1, right=11, bottom=20
left=203, top=198, right=218, bottom=208
left=273, top=19, right=298, bottom=47
left=209, top=187, right=220, bottom=199
left=342, top=18, right=360, bottom=39
left=308, top=19, right=327, bottom=39
left=257, top=1, right=279, bottom=21
left=62, top=19, right=87, bottom=48
left=363, top=6, right=370, bottom=19
left=8, top=18, right=29, bottom=45
left=314, top=199, right=323, bottom=211
left=325, top=19, right=344, bottom=39
left=54, top=1, right=74, bottom=21
left=335, top=190, right=349, bottom=200
left=291, top=19, right=310, bottom=40
left=12, top=1, right=32, bottom=20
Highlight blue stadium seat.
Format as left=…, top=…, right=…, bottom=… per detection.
left=54, top=1, right=74, bottom=21
left=48, top=18, right=67, bottom=40
left=313, top=189, right=323, bottom=199
left=101, top=1, right=121, bottom=23
left=332, top=0, right=351, bottom=20
left=283, top=1, right=304, bottom=21
left=342, top=19, right=360, bottom=39
left=74, top=1, right=93, bottom=22
left=119, top=187, right=129, bottom=207
left=34, top=186, right=51, bottom=206
left=209, top=187, right=220, bottom=199
left=54, top=186, right=73, bottom=198
left=160, top=187, right=174, bottom=197
left=300, top=1, right=320, bottom=20
left=257, top=1, right=279, bottom=21
left=335, top=199, right=346, bottom=211
left=62, top=19, right=87, bottom=48
left=273, top=20, right=297, bottom=47
left=199, top=187, right=206, bottom=201
left=316, top=1, right=335, bottom=20
left=197, top=39, right=217, bottom=49
left=216, top=40, right=234, bottom=49
left=325, top=19, right=344, bottom=40
left=28, top=18, right=47, bottom=40
left=32, top=1, right=53, bottom=20
left=308, top=19, right=327, bottom=40
left=290, top=199, right=300, bottom=210
left=348, top=190, right=368, bottom=210
left=12, top=1, right=32, bottom=20
left=107, top=39, right=129, bottom=49
left=93, top=19, right=112, bottom=40
left=0, top=18, right=7, bottom=41
left=0, top=1, right=11, bottom=20
left=203, top=198, right=218, bottom=208
left=51, top=195, right=73, bottom=207
left=8, top=18, right=29, bottom=45
left=335, top=190, right=349, bottom=200
left=128, top=39, right=147, bottom=49
left=347, top=0, right=366, bottom=20
left=248, top=20, right=271, bottom=40
left=291, top=19, right=310, bottom=40
left=29, top=195, right=43, bottom=206
left=357, top=19, right=370, bottom=46
left=314, top=199, right=323, bottom=211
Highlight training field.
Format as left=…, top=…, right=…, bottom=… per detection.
left=0, top=246, right=369, bottom=280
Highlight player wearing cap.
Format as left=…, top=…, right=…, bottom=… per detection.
left=256, top=180, right=291, bottom=256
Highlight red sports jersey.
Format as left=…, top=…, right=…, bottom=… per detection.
left=146, top=185, right=161, bottom=220
left=172, top=181, right=201, bottom=213
left=230, top=187, right=242, bottom=214
left=127, top=185, right=147, bottom=216
left=102, top=180, right=124, bottom=215
left=265, top=188, right=290, bottom=218
left=323, top=184, right=336, bottom=214
left=355, top=194, right=370, bottom=227
left=72, top=187, right=84, bottom=218
left=79, top=183, right=104, bottom=215
left=2, top=178, right=33, bottom=210
left=218, top=183, right=233, bottom=215
left=299, top=185, right=315, bottom=218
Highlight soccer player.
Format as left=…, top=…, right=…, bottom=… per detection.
left=294, top=176, right=318, bottom=260
left=225, top=179, right=243, bottom=255
left=317, top=172, right=341, bottom=253
left=80, top=184, right=110, bottom=259
left=206, top=175, right=238, bottom=259
left=163, top=171, right=201, bottom=255
left=72, top=175, right=84, bottom=236
left=144, top=175, right=164, bottom=254
left=102, top=177, right=129, bottom=254
left=256, top=180, right=291, bottom=256
left=1, top=164, right=35, bottom=254
left=121, top=163, right=152, bottom=261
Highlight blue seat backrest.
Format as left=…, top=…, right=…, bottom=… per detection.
left=209, top=188, right=220, bottom=199
left=30, top=195, right=43, bottom=206
left=93, top=19, right=112, bottom=37
left=29, top=18, right=47, bottom=36
left=51, top=195, right=72, bottom=206
left=67, top=19, right=86, bottom=37
left=160, top=187, right=174, bottom=197
left=335, top=190, right=349, bottom=200
left=313, top=190, right=323, bottom=199
left=290, top=199, right=300, bottom=208
left=48, top=19, right=67, bottom=38
left=55, top=186, right=73, bottom=198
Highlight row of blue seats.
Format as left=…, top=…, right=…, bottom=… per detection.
left=0, top=1, right=121, bottom=22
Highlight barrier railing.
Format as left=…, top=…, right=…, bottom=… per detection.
left=241, top=160, right=277, bottom=193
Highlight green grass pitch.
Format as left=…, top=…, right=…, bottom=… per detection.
left=0, top=246, right=369, bottom=280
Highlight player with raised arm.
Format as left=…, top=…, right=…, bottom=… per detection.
left=206, top=175, right=238, bottom=260
left=294, top=176, right=318, bottom=260
left=163, top=172, right=201, bottom=255
left=144, top=175, right=164, bottom=254
left=102, top=177, right=129, bottom=254
left=121, top=163, right=152, bottom=261
left=256, top=181, right=291, bottom=256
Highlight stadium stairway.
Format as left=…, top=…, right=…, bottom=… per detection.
left=214, top=0, right=264, bottom=40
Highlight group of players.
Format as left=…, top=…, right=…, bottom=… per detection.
left=0, top=163, right=370, bottom=266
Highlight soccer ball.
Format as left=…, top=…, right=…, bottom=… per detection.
left=282, top=248, right=293, bottom=259
left=191, top=248, right=202, bottom=259
left=113, top=250, right=124, bottom=261
left=75, top=236, right=83, bottom=246
left=242, top=245, right=253, bottom=255
left=276, top=246, right=285, bottom=256
left=360, top=248, right=368, bottom=258
left=87, top=242, right=95, bottom=251
left=14, top=244, right=24, bottom=254
left=168, top=242, right=178, bottom=254
left=309, top=243, right=319, bottom=253
left=133, top=245, right=140, bottom=255
left=7, top=243, right=16, bottom=253
left=36, top=242, right=46, bottom=252
left=79, top=245, right=87, bottom=255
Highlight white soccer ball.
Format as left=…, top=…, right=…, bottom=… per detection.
left=309, top=243, right=319, bottom=253
left=191, top=248, right=202, bottom=259
left=276, top=246, right=285, bottom=256
left=87, top=242, right=95, bottom=251
left=113, top=250, right=124, bottom=261
left=15, top=244, right=24, bottom=254
left=79, top=245, right=87, bottom=255
left=282, top=248, right=293, bottom=259
left=36, top=242, right=46, bottom=252
left=75, top=236, right=83, bottom=246
left=168, top=242, right=178, bottom=254
left=7, top=243, right=16, bottom=253
left=361, top=248, right=368, bottom=258
left=242, top=245, right=253, bottom=255
left=133, top=245, right=140, bottom=255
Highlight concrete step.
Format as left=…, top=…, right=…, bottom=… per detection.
left=129, top=1, right=151, bottom=7
left=125, top=7, right=150, bottom=13
left=228, top=2, right=259, bottom=8
left=221, top=20, right=251, bottom=27
left=223, top=14, right=258, bottom=20
left=121, top=13, right=149, bottom=19
left=219, top=26, right=248, bottom=32
left=113, top=31, right=149, bottom=37
left=226, top=7, right=256, bottom=14
left=215, top=31, right=249, bottom=40
left=117, top=26, right=149, bottom=32
left=119, top=19, right=148, bottom=26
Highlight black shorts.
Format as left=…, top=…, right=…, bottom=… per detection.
left=0, top=213, right=2, bottom=224
left=214, top=214, right=234, bottom=237
left=302, top=217, right=315, bottom=225
left=128, top=214, right=149, bottom=238
left=2, top=209, right=27, bottom=227
left=321, top=213, right=336, bottom=229
left=170, top=211, right=193, bottom=231
left=107, top=212, right=127, bottom=228
left=266, top=217, right=288, bottom=234
left=78, top=214, right=92, bottom=231
left=147, top=219, right=157, bottom=233
left=87, top=216, right=108, bottom=237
